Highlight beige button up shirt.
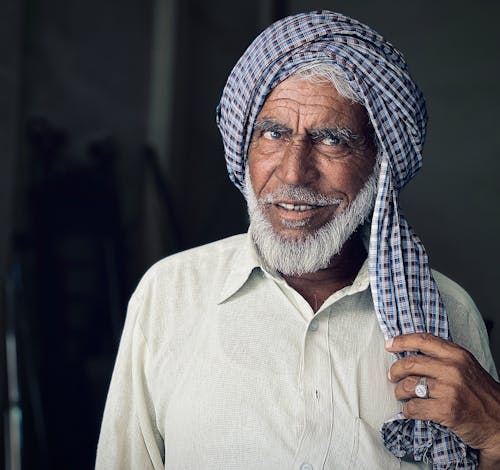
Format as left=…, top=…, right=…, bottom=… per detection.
left=96, top=233, right=497, bottom=470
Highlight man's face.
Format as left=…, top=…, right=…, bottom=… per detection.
left=247, top=77, right=377, bottom=242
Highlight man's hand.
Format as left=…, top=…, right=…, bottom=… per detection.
left=385, top=333, right=500, bottom=468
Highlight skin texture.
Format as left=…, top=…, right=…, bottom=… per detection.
left=247, top=77, right=376, bottom=308
left=386, top=334, right=500, bottom=468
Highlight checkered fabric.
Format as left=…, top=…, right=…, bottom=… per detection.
left=216, top=11, right=478, bottom=469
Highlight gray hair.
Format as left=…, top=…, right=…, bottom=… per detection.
left=291, top=61, right=381, bottom=162
left=291, top=61, right=360, bottom=103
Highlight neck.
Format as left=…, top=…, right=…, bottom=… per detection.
left=282, top=234, right=367, bottom=312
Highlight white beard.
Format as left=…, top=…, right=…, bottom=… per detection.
left=245, top=168, right=378, bottom=276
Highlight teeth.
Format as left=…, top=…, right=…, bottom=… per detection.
left=277, top=203, right=318, bottom=211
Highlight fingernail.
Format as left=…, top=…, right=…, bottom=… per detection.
left=385, top=338, right=394, bottom=349
left=387, top=370, right=392, bottom=381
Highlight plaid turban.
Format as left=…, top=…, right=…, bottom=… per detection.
left=216, top=10, right=478, bottom=469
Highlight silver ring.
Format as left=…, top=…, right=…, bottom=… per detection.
left=415, top=376, right=429, bottom=399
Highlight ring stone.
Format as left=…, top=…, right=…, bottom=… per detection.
left=415, top=377, right=429, bottom=399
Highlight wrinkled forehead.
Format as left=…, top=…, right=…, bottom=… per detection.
left=254, top=75, right=371, bottom=136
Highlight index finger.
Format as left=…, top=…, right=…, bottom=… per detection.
left=384, top=333, right=460, bottom=359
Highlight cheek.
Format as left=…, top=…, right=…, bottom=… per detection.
left=248, top=146, right=280, bottom=193
left=321, top=160, right=374, bottom=198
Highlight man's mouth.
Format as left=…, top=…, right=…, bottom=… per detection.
left=276, top=202, right=322, bottom=212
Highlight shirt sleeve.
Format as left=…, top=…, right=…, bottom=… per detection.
left=450, top=295, right=499, bottom=381
left=95, top=283, right=164, bottom=469
left=433, top=270, right=498, bottom=381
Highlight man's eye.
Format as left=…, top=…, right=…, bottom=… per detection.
left=263, top=130, right=282, bottom=140
left=321, top=136, right=341, bottom=146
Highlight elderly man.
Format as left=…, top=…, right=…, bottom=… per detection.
left=96, top=11, right=500, bottom=470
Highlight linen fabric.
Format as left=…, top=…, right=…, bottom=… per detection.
left=95, top=234, right=498, bottom=469
left=216, top=11, right=474, bottom=468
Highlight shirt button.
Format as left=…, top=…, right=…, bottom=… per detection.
left=309, top=319, right=319, bottom=331
left=300, top=464, right=313, bottom=470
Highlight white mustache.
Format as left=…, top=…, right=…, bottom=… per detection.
left=260, top=185, right=343, bottom=206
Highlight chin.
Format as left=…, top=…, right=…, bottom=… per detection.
left=275, top=225, right=321, bottom=243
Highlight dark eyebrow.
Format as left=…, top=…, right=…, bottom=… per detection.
left=253, top=120, right=360, bottom=144
left=308, top=127, right=359, bottom=144
left=253, top=119, right=292, bottom=136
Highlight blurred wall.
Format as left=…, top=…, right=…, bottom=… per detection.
left=1, top=2, right=23, bottom=468
left=2, top=1, right=154, bottom=469
left=0, top=0, right=22, bottom=287
left=20, top=0, right=153, bottom=257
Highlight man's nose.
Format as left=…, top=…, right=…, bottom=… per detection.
left=275, top=138, right=318, bottom=186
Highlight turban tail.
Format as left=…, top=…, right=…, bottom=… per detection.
left=216, top=11, right=477, bottom=469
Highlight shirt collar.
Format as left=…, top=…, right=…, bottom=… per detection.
left=217, top=232, right=262, bottom=304
left=217, top=231, right=371, bottom=304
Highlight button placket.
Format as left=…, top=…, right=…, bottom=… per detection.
left=309, top=318, right=319, bottom=332
left=293, top=314, right=333, bottom=469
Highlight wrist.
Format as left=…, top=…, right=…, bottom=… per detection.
left=479, top=453, right=500, bottom=470
left=479, top=434, right=500, bottom=470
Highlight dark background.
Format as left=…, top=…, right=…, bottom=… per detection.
left=1, top=1, right=498, bottom=469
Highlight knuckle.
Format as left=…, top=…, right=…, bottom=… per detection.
left=404, top=354, right=417, bottom=370
left=447, top=366, right=463, bottom=383
left=402, top=379, right=415, bottom=393
left=450, top=360, right=474, bottom=384
left=418, top=332, right=433, bottom=343
left=403, top=377, right=417, bottom=393
left=404, top=400, right=418, bottom=418
left=454, top=347, right=471, bottom=364
left=394, top=384, right=405, bottom=400
left=443, top=379, right=461, bottom=399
